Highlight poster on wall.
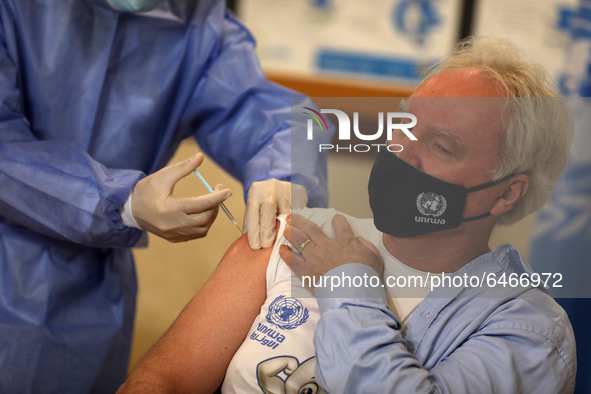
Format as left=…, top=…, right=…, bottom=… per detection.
left=237, top=0, right=463, bottom=86
left=473, top=0, right=578, bottom=81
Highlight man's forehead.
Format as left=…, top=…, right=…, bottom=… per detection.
left=401, top=95, right=508, bottom=151
left=403, top=95, right=507, bottom=116
left=399, top=99, right=464, bottom=143
left=412, top=67, right=505, bottom=98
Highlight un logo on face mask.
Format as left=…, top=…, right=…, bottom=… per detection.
left=416, top=192, right=447, bottom=217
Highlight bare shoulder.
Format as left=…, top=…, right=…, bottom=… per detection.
left=211, top=221, right=280, bottom=284
left=199, top=220, right=283, bottom=309
left=218, top=233, right=275, bottom=271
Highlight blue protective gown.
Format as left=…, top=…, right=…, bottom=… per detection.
left=0, top=0, right=329, bottom=392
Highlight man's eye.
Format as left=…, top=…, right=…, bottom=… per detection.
left=437, top=144, right=452, bottom=155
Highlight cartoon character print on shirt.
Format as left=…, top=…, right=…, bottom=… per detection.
left=254, top=295, right=322, bottom=392
left=257, top=356, right=327, bottom=394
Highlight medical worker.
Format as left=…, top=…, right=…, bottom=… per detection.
left=0, top=0, right=329, bottom=392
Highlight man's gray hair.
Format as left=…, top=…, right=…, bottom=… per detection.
left=424, top=36, right=574, bottom=225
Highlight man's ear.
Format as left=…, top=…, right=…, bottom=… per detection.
left=490, top=174, right=530, bottom=216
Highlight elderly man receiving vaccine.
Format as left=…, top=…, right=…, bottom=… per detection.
left=119, top=37, right=576, bottom=393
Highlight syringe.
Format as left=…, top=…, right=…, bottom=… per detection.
left=193, top=169, right=243, bottom=234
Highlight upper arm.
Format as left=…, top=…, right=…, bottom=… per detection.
left=120, top=229, right=276, bottom=393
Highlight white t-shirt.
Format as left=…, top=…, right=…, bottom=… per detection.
left=221, top=208, right=429, bottom=393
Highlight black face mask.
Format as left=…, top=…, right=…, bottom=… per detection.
left=368, top=148, right=513, bottom=237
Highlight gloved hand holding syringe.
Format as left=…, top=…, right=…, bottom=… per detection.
left=130, top=153, right=234, bottom=242
left=193, top=169, right=243, bottom=234
left=130, top=152, right=304, bottom=247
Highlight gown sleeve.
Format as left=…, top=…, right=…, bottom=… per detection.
left=0, top=31, right=144, bottom=248
left=185, top=10, right=331, bottom=207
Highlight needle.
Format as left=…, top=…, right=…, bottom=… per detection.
left=193, top=169, right=243, bottom=234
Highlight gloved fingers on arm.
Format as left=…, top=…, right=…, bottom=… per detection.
left=244, top=195, right=264, bottom=250
left=259, top=196, right=279, bottom=249
left=286, top=183, right=308, bottom=211
left=244, top=180, right=280, bottom=250
left=244, top=179, right=309, bottom=250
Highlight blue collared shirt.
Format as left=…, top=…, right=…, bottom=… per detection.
left=314, top=244, right=577, bottom=393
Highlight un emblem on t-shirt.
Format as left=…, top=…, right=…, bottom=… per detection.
left=266, top=295, right=309, bottom=330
